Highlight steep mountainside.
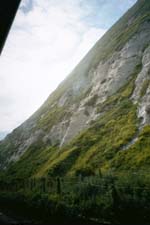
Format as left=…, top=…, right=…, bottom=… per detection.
left=0, top=0, right=150, bottom=179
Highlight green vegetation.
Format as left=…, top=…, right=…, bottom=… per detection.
left=1, top=172, right=150, bottom=225
left=37, top=105, right=71, bottom=131
left=0, top=1, right=150, bottom=224
left=0, top=0, right=149, bottom=170
left=140, top=79, right=150, bottom=97
left=1, top=73, right=139, bottom=180
left=0, top=62, right=146, bottom=190
left=109, top=125, right=150, bottom=171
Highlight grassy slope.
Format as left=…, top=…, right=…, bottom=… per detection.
left=1, top=76, right=150, bottom=224
left=0, top=0, right=150, bottom=180
left=4, top=62, right=150, bottom=180
left=1, top=2, right=150, bottom=224
left=0, top=0, right=149, bottom=162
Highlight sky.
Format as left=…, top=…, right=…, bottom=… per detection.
left=0, top=0, right=137, bottom=138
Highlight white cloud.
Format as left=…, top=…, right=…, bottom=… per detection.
left=0, top=0, right=106, bottom=133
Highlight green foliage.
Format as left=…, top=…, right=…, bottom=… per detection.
left=37, top=106, right=72, bottom=132
left=1, top=73, right=139, bottom=180
left=36, top=147, right=81, bottom=177
left=1, top=173, right=150, bottom=225
left=4, top=143, right=57, bottom=180
left=0, top=2, right=150, bottom=223
left=0, top=0, right=149, bottom=177
left=75, top=166, right=95, bottom=177
left=69, top=99, right=137, bottom=175
left=140, top=79, right=150, bottom=97
left=110, top=125, right=150, bottom=171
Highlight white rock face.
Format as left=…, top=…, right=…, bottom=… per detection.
left=9, top=24, right=150, bottom=155
left=6, top=129, right=45, bottom=165
left=60, top=107, right=89, bottom=146
left=132, top=45, right=150, bottom=126
left=58, top=26, right=150, bottom=146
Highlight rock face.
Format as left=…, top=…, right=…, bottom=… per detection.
left=60, top=24, right=150, bottom=146
left=0, top=0, right=150, bottom=170
left=132, top=45, right=150, bottom=126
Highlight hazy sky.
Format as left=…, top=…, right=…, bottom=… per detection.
left=0, top=0, right=137, bottom=137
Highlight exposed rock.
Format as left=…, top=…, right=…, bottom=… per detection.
left=132, top=45, right=150, bottom=126
left=59, top=24, right=150, bottom=146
